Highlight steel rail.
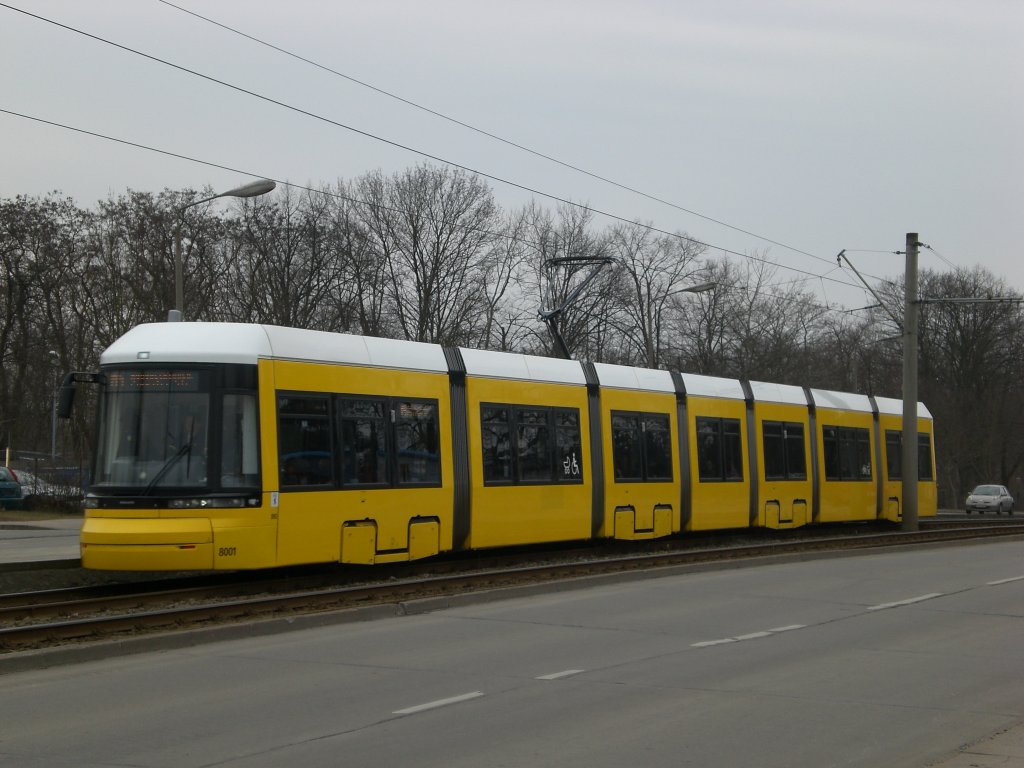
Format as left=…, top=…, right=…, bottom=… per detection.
left=2, top=523, right=1023, bottom=654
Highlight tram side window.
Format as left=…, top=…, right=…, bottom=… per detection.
left=612, top=413, right=643, bottom=481
left=395, top=401, right=441, bottom=485
left=885, top=430, right=934, bottom=481
left=339, top=399, right=388, bottom=486
left=518, top=409, right=552, bottom=482
left=556, top=410, right=583, bottom=481
left=611, top=411, right=672, bottom=482
left=885, top=429, right=901, bottom=480
left=480, top=404, right=583, bottom=485
left=696, top=416, right=743, bottom=482
left=278, top=395, right=333, bottom=486
left=823, top=426, right=871, bottom=481
left=762, top=421, right=806, bottom=481
left=482, top=407, right=513, bottom=482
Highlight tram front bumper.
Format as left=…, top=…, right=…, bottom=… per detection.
left=81, top=517, right=214, bottom=571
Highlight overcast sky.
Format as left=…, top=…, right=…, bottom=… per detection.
left=2, top=0, right=1021, bottom=310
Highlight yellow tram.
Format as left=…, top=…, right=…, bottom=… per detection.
left=71, top=322, right=937, bottom=570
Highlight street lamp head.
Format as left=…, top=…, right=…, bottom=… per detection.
left=171, top=178, right=277, bottom=322
left=682, top=282, right=716, bottom=294
left=221, top=179, right=276, bottom=199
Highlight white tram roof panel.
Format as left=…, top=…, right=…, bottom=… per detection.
left=593, top=363, right=675, bottom=393
left=460, top=347, right=586, bottom=385
left=680, top=372, right=745, bottom=400
left=102, top=323, right=273, bottom=365
left=102, top=323, right=449, bottom=372
left=874, top=395, right=933, bottom=419
left=810, top=388, right=873, bottom=413
left=748, top=380, right=808, bottom=406
left=262, top=325, right=448, bottom=372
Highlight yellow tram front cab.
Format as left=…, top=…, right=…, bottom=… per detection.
left=81, top=323, right=278, bottom=571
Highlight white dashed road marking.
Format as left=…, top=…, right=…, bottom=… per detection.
left=393, top=691, right=484, bottom=715
left=987, top=575, right=1024, bottom=586
left=692, top=624, right=807, bottom=648
left=536, top=669, right=585, bottom=680
left=866, top=592, right=943, bottom=611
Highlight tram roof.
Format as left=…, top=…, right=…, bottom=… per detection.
left=99, top=324, right=932, bottom=418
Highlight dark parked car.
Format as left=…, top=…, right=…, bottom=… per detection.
left=0, top=466, right=25, bottom=509
left=965, top=484, right=1014, bottom=515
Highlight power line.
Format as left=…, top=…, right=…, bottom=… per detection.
left=0, top=107, right=548, bottom=249
left=0, top=2, right=883, bottom=297
left=2, top=106, right=857, bottom=290
left=156, top=0, right=855, bottom=277
left=1, top=106, right=884, bottom=327
left=921, top=243, right=958, bottom=270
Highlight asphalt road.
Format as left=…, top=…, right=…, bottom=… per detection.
left=1, top=538, right=1022, bottom=767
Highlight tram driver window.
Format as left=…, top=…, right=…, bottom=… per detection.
left=221, top=393, right=259, bottom=488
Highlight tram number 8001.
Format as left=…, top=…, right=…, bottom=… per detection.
left=218, top=547, right=238, bottom=557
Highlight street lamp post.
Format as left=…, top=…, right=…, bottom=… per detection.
left=170, top=178, right=276, bottom=322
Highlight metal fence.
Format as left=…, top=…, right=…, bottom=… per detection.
left=5, top=451, right=86, bottom=510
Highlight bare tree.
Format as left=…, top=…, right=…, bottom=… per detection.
left=469, top=206, right=534, bottom=351
left=671, top=257, right=735, bottom=375
left=606, top=222, right=706, bottom=368
left=355, top=164, right=500, bottom=345
left=220, top=186, right=342, bottom=329
left=913, top=267, right=1024, bottom=503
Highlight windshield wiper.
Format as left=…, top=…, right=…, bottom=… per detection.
left=141, top=440, right=193, bottom=495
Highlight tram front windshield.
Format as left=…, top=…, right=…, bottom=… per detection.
left=94, top=368, right=258, bottom=493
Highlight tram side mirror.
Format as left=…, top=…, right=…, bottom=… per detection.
left=57, top=371, right=105, bottom=419
left=57, top=373, right=77, bottom=419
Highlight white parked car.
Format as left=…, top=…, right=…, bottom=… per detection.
left=965, top=484, right=1014, bottom=515
left=14, top=470, right=80, bottom=501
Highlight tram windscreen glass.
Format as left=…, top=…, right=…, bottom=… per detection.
left=94, top=368, right=211, bottom=489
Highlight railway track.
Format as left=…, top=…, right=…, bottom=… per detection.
left=3, top=520, right=1023, bottom=655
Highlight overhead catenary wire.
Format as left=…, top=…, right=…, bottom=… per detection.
left=0, top=2, right=888, bottom=298
left=156, top=0, right=861, bottom=277
left=1, top=110, right=899, bottom=330
left=0, top=105, right=873, bottom=301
